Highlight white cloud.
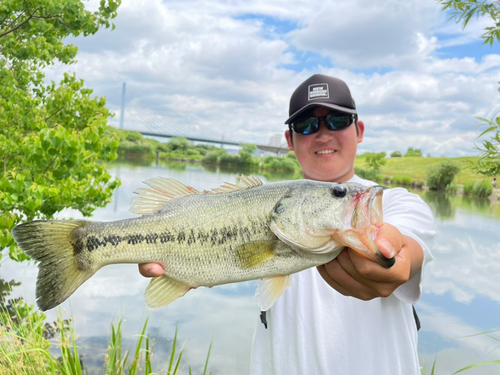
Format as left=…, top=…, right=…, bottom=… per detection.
left=42, top=0, right=500, bottom=156
left=423, top=213, right=500, bottom=303
left=419, top=303, right=500, bottom=375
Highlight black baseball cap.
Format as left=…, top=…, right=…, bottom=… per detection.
left=285, top=74, right=357, bottom=125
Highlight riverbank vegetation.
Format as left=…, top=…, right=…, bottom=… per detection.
left=0, top=280, right=212, bottom=375
left=0, top=1, right=122, bottom=264
left=109, top=127, right=497, bottom=198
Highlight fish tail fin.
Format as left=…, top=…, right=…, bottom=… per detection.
left=12, top=220, right=96, bottom=311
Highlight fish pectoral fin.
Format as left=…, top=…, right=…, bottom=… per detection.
left=130, top=177, right=200, bottom=215
left=145, top=275, right=192, bottom=309
left=256, top=275, right=292, bottom=311
left=235, top=240, right=279, bottom=269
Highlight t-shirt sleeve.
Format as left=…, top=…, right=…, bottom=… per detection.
left=382, top=188, right=436, bottom=303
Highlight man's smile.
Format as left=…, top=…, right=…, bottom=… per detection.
left=315, top=149, right=337, bottom=155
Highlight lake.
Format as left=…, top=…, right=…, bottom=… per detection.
left=2, top=158, right=500, bottom=374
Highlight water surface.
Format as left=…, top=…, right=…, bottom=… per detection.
left=3, top=159, right=500, bottom=374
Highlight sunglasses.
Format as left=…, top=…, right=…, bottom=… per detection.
left=291, top=114, right=356, bottom=135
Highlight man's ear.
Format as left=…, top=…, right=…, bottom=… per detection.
left=285, top=130, right=294, bottom=150
left=357, top=120, right=365, bottom=144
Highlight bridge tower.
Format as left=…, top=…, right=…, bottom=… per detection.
left=119, top=82, right=126, bottom=129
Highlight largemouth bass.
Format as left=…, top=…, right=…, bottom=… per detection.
left=12, top=175, right=392, bottom=312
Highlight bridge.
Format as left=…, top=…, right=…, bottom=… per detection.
left=114, top=83, right=289, bottom=156
left=137, top=131, right=289, bottom=155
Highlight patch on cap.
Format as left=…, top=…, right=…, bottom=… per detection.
left=308, top=83, right=329, bottom=101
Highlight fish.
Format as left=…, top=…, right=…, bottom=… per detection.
left=12, top=175, right=392, bottom=312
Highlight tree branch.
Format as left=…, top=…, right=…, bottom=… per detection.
left=4, top=10, right=27, bottom=31
left=42, top=148, right=60, bottom=175
left=0, top=14, right=10, bottom=27
left=45, top=108, right=63, bottom=122
left=0, top=8, right=39, bottom=39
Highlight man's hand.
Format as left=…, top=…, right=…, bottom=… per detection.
left=317, top=223, right=423, bottom=300
left=138, top=262, right=164, bottom=277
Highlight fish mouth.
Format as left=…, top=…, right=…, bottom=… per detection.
left=336, top=186, right=394, bottom=268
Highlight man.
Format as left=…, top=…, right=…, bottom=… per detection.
left=139, top=74, right=435, bottom=374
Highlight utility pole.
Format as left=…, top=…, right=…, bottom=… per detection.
left=119, top=82, right=126, bottom=129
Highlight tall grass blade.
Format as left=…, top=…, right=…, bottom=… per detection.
left=167, top=326, right=179, bottom=374
left=452, top=359, right=500, bottom=374
left=203, top=337, right=213, bottom=375
left=129, top=316, right=149, bottom=374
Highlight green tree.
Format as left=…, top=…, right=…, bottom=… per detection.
left=426, top=162, right=460, bottom=190
left=405, top=147, right=423, bottom=157
left=474, top=115, right=500, bottom=176
left=438, top=0, right=500, bottom=45
left=365, top=152, right=387, bottom=171
left=438, top=0, right=500, bottom=177
left=390, top=151, right=402, bottom=158
left=167, top=137, right=190, bottom=153
left=239, top=143, right=257, bottom=166
left=0, top=0, right=121, bottom=262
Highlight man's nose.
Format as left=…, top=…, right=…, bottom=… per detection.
left=315, top=120, right=334, bottom=141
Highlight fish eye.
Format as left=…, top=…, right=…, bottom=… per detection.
left=332, top=185, right=347, bottom=198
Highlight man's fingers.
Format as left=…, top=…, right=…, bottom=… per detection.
left=138, top=262, right=164, bottom=277
left=317, top=264, right=352, bottom=297
left=375, top=223, right=405, bottom=259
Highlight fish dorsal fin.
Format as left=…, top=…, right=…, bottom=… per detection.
left=145, top=275, right=192, bottom=309
left=256, top=275, right=292, bottom=311
left=205, top=175, right=263, bottom=195
left=130, top=177, right=200, bottom=215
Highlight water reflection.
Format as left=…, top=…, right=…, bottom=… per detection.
left=424, top=190, right=456, bottom=220
left=462, top=195, right=492, bottom=212
left=3, top=160, right=500, bottom=375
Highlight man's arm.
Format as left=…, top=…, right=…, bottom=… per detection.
left=317, top=223, right=424, bottom=300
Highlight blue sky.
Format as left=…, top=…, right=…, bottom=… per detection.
left=49, top=0, right=500, bottom=158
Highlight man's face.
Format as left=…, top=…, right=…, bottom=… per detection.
left=285, top=107, right=364, bottom=183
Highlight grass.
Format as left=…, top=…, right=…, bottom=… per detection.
left=0, top=298, right=212, bottom=374
left=355, top=156, right=484, bottom=185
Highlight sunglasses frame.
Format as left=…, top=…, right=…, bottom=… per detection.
left=291, top=113, right=357, bottom=135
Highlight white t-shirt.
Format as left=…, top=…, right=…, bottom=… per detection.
left=250, top=176, right=435, bottom=375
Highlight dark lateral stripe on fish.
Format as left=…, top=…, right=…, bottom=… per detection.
left=75, top=222, right=268, bottom=253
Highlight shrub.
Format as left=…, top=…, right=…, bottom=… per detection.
left=392, top=176, right=412, bottom=186
left=463, top=180, right=493, bottom=198
left=354, top=167, right=378, bottom=181
left=390, top=151, right=402, bottom=158
left=202, top=151, right=219, bottom=164
left=163, top=151, right=187, bottom=160
left=219, top=154, right=240, bottom=165
left=463, top=181, right=475, bottom=196
left=118, top=142, right=154, bottom=157
left=262, top=156, right=299, bottom=172
left=125, top=131, right=143, bottom=142
left=286, top=151, right=296, bottom=159
left=188, top=154, right=203, bottom=162
left=167, top=137, right=190, bottom=152
left=426, top=162, right=460, bottom=190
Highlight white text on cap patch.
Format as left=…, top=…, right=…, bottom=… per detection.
left=308, top=83, right=329, bottom=101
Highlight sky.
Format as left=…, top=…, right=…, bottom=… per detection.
left=45, top=0, right=500, bottom=156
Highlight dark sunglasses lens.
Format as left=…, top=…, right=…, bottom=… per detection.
left=293, top=117, right=319, bottom=134
left=325, top=115, right=352, bottom=130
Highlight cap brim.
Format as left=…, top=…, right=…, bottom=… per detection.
left=285, top=103, right=357, bottom=124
